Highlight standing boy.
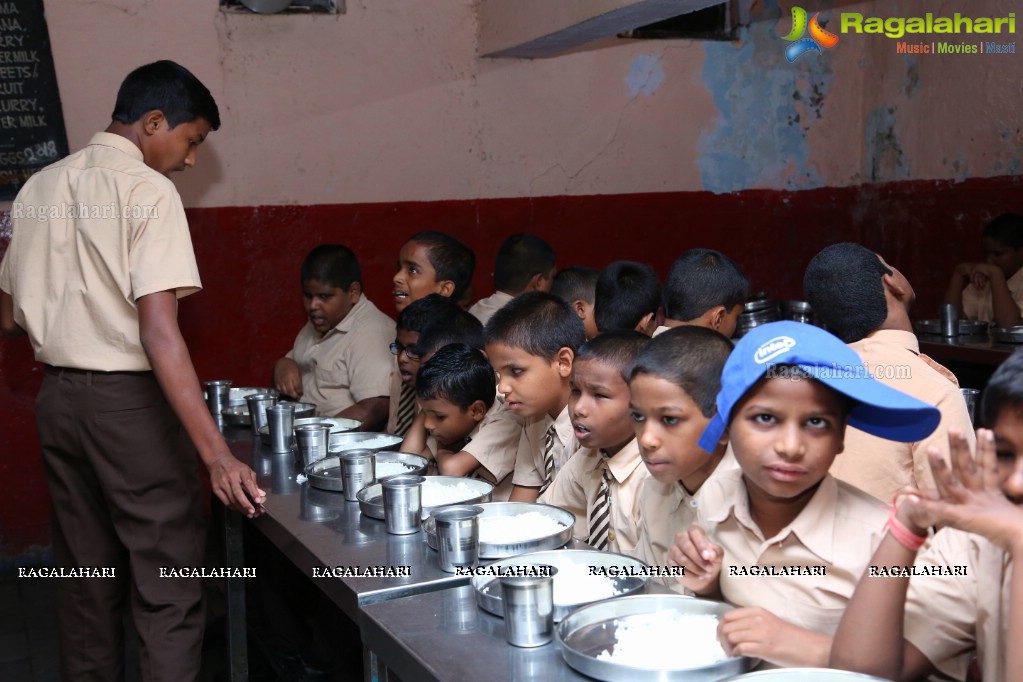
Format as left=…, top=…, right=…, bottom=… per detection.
left=469, top=233, right=557, bottom=325
left=804, top=242, right=975, bottom=502
left=273, top=244, right=394, bottom=429
left=539, top=332, right=651, bottom=554
left=671, top=321, right=939, bottom=667
left=0, top=61, right=263, bottom=682
left=484, top=292, right=585, bottom=502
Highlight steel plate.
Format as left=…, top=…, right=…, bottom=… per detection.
left=914, top=319, right=989, bottom=336
left=558, top=595, right=753, bottom=681
left=992, top=326, right=1023, bottom=343
left=357, top=476, right=493, bottom=520
left=305, top=452, right=429, bottom=493
left=723, top=670, right=893, bottom=681
left=423, top=502, right=574, bottom=558
left=328, top=432, right=403, bottom=454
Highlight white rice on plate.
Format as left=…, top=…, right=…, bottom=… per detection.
left=595, top=611, right=728, bottom=668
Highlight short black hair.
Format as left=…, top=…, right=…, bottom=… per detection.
left=300, top=244, right=361, bottom=290
left=484, top=291, right=585, bottom=362
left=550, top=266, right=600, bottom=305
left=111, top=60, right=221, bottom=130
left=575, top=331, right=649, bottom=378
left=417, top=309, right=485, bottom=358
left=594, top=261, right=661, bottom=333
left=982, top=213, right=1023, bottom=249
left=981, top=349, right=1023, bottom=428
left=416, top=343, right=496, bottom=411
left=407, top=231, right=476, bottom=302
left=629, top=326, right=733, bottom=417
left=663, top=249, right=749, bottom=322
left=396, top=294, right=462, bottom=334
left=803, top=243, right=892, bottom=343
left=493, top=233, right=557, bottom=293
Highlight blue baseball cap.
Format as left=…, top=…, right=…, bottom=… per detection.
left=697, top=321, right=941, bottom=453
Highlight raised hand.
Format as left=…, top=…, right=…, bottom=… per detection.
left=669, top=524, right=724, bottom=596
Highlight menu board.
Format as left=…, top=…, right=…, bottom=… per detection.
left=0, top=0, right=68, bottom=201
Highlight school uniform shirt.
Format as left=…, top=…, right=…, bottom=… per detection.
left=634, top=448, right=740, bottom=588
left=0, top=132, right=201, bottom=371
left=468, top=290, right=514, bottom=326
left=286, top=296, right=395, bottom=416
left=903, top=528, right=1012, bottom=682
left=425, top=398, right=522, bottom=501
left=831, top=329, right=975, bottom=503
left=961, top=267, right=1023, bottom=323
left=700, top=468, right=888, bottom=636
left=538, top=438, right=649, bottom=555
left=511, top=405, right=576, bottom=488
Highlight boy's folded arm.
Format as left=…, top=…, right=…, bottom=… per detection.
left=399, top=411, right=429, bottom=457
left=436, top=450, right=484, bottom=477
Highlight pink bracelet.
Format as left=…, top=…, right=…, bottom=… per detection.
left=884, top=512, right=927, bottom=552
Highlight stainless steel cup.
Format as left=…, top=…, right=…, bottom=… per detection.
left=940, top=303, right=960, bottom=337
left=340, top=449, right=377, bottom=502
left=961, top=388, right=980, bottom=425
left=295, top=424, right=330, bottom=468
left=381, top=474, right=424, bottom=534
left=267, top=403, right=296, bottom=454
left=499, top=566, right=558, bottom=648
left=433, top=505, right=483, bottom=572
left=246, top=392, right=278, bottom=437
left=204, top=380, right=233, bottom=416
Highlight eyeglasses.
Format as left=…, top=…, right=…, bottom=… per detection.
left=389, top=341, right=422, bottom=361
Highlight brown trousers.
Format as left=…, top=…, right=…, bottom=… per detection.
left=37, top=367, right=206, bottom=682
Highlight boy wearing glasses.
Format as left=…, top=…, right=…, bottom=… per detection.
left=273, top=244, right=394, bottom=430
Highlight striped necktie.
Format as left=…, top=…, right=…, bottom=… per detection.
left=588, top=462, right=613, bottom=551
left=538, top=424, right=557, bottom=494
left=394, top=383, right=417, bottom=437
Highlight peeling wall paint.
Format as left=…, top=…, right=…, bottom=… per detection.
left=625, top=54, right=665, bottom=97
left=866, top=106, right=910, bottom=182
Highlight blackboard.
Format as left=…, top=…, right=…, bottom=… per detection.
left=0, top=0, right=68, bottom=201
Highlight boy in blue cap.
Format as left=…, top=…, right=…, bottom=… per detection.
left=671, top=321, right=939, bottom=668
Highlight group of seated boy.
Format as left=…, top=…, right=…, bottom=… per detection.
left=269, top=222, right=1023, bottom=680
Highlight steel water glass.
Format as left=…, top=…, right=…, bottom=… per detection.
left=381, top=474, right=425, bottom=534
left=499, top=565, right=558, bottom=648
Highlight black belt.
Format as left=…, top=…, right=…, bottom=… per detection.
left=45, top=364, right=153, bottom=377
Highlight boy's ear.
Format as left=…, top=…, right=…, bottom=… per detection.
left=555, top=347, right=574, bottom=378
left=707, top=305, right=728, bottom=330
left=437, top=280, right=456, bottom=299
left=881, top=272, right=907, bottom=302
left=468, top=400, right=488, bottom=422
left=347, top=281, right=363, bottom=301
left=141, top=110, right=165, bottom=135
left=571, top=300, right=588, bottom=321
left=634, top=312, right=656, bottom=336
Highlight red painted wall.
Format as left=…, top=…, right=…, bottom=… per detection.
left=2, top=175, right=1021, bottom=560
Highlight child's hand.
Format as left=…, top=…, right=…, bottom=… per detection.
left=272, top=358, right=303, bottom=399
left=908, top=429, right=1023, bottom=555
left=669, top=524, right=723, bottom=596
left=968, top=262, right=1004, bottom=289
left=718, top=607, right=830, bottom=667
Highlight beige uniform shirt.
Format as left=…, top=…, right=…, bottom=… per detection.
left=831, top=329, right=975, bottom=502
left=0, top=132, right=201, bottom=371
left=701, top=468, right=888, bottom=635
left=634, top=449, right=740, bottom=586
left=962, top=267, right=1023, bottom=323
left=286, top=296, right=394, bottom=416
left=461, top=399, right=522, bottom=501
left=904, top=528, right=1012, bottom=682
left=468, top=291, right=514, bottom=326
left=511, top=406, right=576, bottom=488
left=538, top=438, right=649, bottom=555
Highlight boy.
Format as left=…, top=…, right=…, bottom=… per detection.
left=392, top=230, right=475, bottom=314
left=671, top=321, right=940, bottom=668
left=945, top=212, right=1023, bottom=328
left=539, top=332, right=650, bottom=553
left=404, top=343, right=519, bottom=499
left=273, top=244, right=394, bottom=430
left=630, top=326, right=735, bottom=574
left=550, top=265, right=600, bottom=340
left=656, top=248, right=748, bottom=338
left=804, top=242, right=975, bottom=502
left=593, top=260, right=661, bottom=336
left=469, top=233, right=557, bottom=325
left=484, top=292, right=586, bottom=502
left=831, top=349, right=1023, bottom=682
left=385, top=294, right=461, bottom=436
left=0, top=61, right=263, bottom=681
